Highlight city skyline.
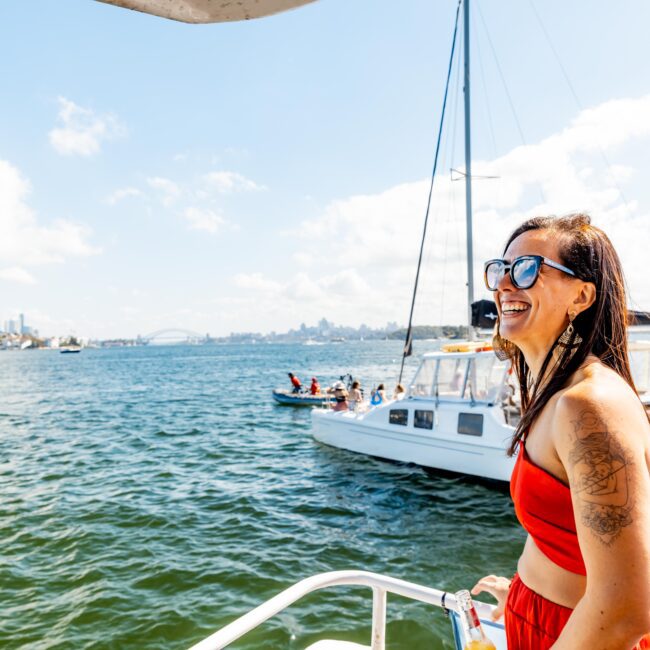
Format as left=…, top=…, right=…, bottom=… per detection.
left=1, top=1, right=649, bottom=338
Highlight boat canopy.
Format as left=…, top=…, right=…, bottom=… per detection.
left=95, top=0, right=317, bottom=23
left=409, top=351, right=510, bottom=404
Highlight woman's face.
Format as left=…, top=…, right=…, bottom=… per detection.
left=496, top=229, right=579, bottom=353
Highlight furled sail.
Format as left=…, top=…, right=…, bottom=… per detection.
left=95, top=0, right=317, bottom=24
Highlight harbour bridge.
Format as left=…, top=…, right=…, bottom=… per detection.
left=140, top=329, right=210, bottom=345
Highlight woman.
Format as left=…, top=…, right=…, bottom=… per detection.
left=329, top=381, right=349, bottom=412
left=349, top=380, right=363, bottom=410
left=472, top=214, right=650, bottom=649
left=393, top=383, right=406, bottom=400
left=371, top=383, right=388, bottom=405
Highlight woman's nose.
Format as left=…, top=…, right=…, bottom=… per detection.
left=496, top=267, right=514, bottom=292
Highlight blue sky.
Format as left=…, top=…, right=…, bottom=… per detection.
left=1, top=0, right=649, bottom=338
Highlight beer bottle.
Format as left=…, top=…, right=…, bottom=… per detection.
left=454, top=589, right=497, bottom=650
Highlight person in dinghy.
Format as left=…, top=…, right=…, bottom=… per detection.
left=472, top=214, right=650, bottom=649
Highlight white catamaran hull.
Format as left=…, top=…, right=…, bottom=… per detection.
left=312, top=399, right=516, bottom=483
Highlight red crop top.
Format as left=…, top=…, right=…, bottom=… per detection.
left=510, top=443, right=587, bottom=576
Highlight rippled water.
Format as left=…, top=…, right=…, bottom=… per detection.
left=0, top=342, right=524, bottom=649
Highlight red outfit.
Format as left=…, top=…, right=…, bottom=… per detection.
left=506, top=574, right=650, bottom=650
left=310, top=381, right=320, bottom=395
left=507, top=444, right=650, bottom=648
left=510, top=443, right=585, bottom=575
left=290, top=376, right=301, bottom=389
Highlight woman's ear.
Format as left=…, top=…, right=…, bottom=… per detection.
left=573, top=281, right=597, bottom=315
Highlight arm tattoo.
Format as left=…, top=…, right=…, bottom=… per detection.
left=569, top=410, right=634, bottom=545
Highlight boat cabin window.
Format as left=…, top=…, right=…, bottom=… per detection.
left=466, top=355, right=510, bottom=403
left=414, top=409, right=434, bottom=430
left=389, top=409, right=409, bottom=426
left=458, top=413, right=483, bottom=436
left=436, top=358, right=469, bottom=398
left=409, top=359, right=436, bottom=397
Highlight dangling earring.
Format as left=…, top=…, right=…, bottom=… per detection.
left=492, top=331, right=513, bottom=361
left=492, top=321, right=516, bottom=361
left=557, top=311, right=583, bottom=349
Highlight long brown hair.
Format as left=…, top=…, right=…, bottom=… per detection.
left=494, top=214, right=637, bottom=455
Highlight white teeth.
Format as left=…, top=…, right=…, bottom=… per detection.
left=502, top=302, right=530, bottom=314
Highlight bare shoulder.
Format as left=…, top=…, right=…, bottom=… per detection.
left=554, top=365, right=649, bottom=443
left=553, top=365, right=649, bottom=545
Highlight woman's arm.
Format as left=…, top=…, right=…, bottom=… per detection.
left=550, top=388, right=650, bottom=649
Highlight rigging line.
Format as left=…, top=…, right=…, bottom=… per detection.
left=419, top=30, right=459, bottom=333
left=431, top=19, right=462, bottom=331
left=449, top=25, right=463, bottom=179
left=441, top=45, right=464, bottom=329
left=431, top=39, right=461, bottom=329
left=398, top=0, right=463, bottom=385
left=475, top=0, right=547, bottom=205
left=471, top=4, right=498, bottom=160
left=527, top=0, right=629, bottom=206
left=439, top=164, right=455, bottom=329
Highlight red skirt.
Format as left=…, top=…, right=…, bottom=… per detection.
left=505, top=573, right=650, bottom=649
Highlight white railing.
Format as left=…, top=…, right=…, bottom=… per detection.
left=188, top=569, right=497, bottom=650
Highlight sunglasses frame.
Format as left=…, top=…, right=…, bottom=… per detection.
left=483, top=255, right=577, bottom=291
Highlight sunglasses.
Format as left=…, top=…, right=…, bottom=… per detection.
left=484, top=255, right=577, bottom=291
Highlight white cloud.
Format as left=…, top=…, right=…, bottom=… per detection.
left=147, top=177, right=181, bottom=206
left=234, top=272, right=282, bottom=292
left=182, top=207, right=227, bottom=234
left=202, top=171, right=266, bottom=194
left=117, top=171, right=259, bottom=233
left=106, top=187, right=143, bottom=205
left=229, top=94, right=650, bottom=329
left=0, top=159, right=98, bottom=274
left=0, top=267, right=36, bottom=284
left=49, top=97, right=125, bottom=157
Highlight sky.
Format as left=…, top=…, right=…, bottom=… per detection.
left=1, top=0, right=649, bottom=339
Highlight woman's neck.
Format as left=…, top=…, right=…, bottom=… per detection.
left=522, top=342, right=599, bottom=391
left=519, top=339, right=558, bottom=385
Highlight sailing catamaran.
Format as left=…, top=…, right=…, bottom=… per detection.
left=309, top=0, right=519, bottom=483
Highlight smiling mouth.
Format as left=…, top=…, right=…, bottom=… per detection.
left=501, top=302, right=530, bottom=316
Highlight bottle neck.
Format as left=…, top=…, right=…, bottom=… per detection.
left=460, top=610, right=487, bottom=641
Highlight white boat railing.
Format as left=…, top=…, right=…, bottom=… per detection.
left=187, top=569, right=497, bottom=650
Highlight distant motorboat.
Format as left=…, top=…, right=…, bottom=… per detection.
left=60, top=347, right=82, bottom=354
left=272, top=389, right=333, bottom=407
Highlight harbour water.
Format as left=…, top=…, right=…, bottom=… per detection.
left=0, top=341, right=524, bottom=649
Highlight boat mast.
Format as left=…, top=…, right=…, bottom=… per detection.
left=463, top=0, right=475, bottom=341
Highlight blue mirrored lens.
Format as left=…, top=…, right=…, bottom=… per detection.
left=486, top=262, right=503, bottom=289
left=512, top=258, right=539, bottom=288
